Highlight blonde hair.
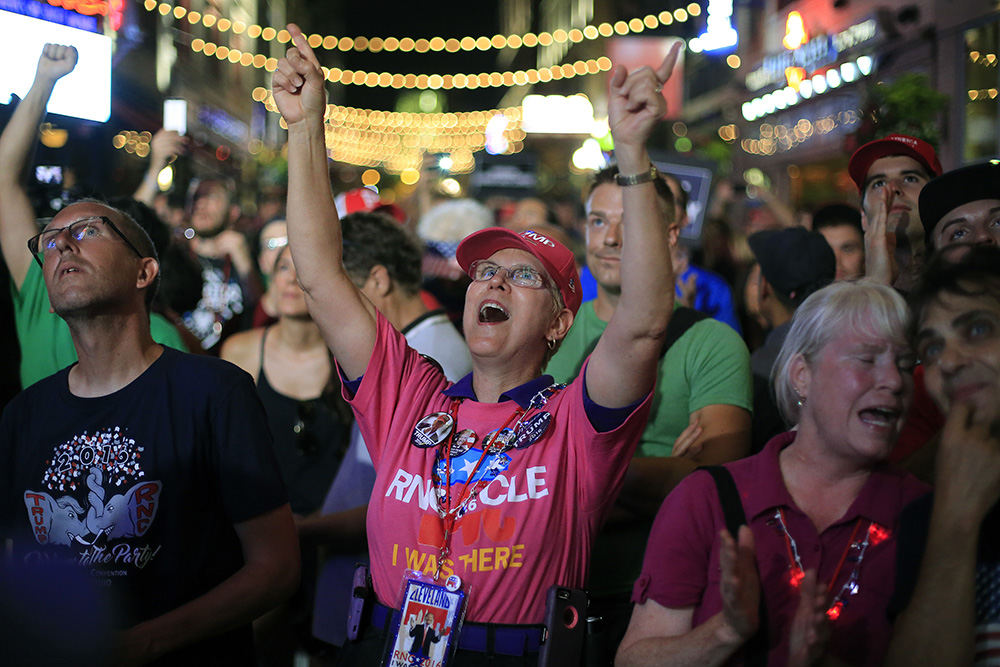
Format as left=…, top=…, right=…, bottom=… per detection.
left=771, top=280, right=909, bottom=425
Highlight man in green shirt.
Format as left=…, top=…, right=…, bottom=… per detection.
left=546, top=165, right=752, bottom=659
left=0, top=45, right=186, bottom=389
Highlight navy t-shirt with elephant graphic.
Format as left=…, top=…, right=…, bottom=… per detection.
left=0, top=346, right=287, bottom=663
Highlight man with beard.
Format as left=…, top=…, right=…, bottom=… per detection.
left=847, top=134, right=942, bottom=292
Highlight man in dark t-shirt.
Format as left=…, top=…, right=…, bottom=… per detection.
left=0, top=87, right=298, bottom=662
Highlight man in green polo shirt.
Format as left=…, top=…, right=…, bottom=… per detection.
left=0, top=45, right=186, bottom=389
left=546, top=165, right=752, bottom=661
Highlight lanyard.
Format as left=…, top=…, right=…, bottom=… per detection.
left=432, top=398, right=523, bottom=580
left=771, top=509, right=889, bottom=620
left=427, top=383, right=565, bottom=581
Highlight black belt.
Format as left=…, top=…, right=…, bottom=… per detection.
left=371, top=602, right=545, bottom=656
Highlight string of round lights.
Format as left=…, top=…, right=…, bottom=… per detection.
left=251, top=90, right=525, bottom=171
left=968, top=88, right=999, bottom=100
left=250, top=88, right=522, bottom=130
left=969, top=51, right=998, bottom=67
left=193, top=38, right=614, bottom=88
left=144, top=0, right=701, bottom=54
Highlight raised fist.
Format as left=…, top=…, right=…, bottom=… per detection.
left=36, top=43, right=78, bottom=84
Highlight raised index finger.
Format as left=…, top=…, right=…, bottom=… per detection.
left=287, top=23, right=321, bottom=70
left=655, top=41, right=683, bottom=84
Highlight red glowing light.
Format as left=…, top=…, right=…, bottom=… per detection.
left=789, top=569, right=804, bottom=588
left=41, top=0, right=125, bottom=30
left=868, top=523, right=890, bottom=546
left=825, top=602, right=843, bottom=621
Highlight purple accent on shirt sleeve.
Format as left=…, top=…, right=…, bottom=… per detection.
left=583, top=381, right=644, bottom=432
left=339, top=367, right=363, bottom=397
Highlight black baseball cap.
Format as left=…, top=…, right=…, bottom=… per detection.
left=919, top=161, right=1000, bottom=245
left=749, top=227, right=836, bottom=305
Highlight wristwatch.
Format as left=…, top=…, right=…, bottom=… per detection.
left=615, top=164, right=659, bottom=186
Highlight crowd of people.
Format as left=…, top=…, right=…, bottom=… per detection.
left=0, top=30, right=998, bottom=667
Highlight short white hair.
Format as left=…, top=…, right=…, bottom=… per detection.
left=417, top=199, right=493, bottom=244
left=771, top=280, right=909, bottom=425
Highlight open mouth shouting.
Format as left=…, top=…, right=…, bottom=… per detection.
left=478, top=300, right=510, bottom=324
left=858, top=405, right=901, bottom=430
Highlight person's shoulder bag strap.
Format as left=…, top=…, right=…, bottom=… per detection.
left=699, top=465, right=768, bottom=667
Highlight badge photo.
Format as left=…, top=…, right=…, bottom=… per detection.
left=483, top=427, right=516, bottom=453
left=411, top=412, right=455, bottom=449
left=450, top=429, right=477, bottom=457
left=385, top=577, right=466, bottom=667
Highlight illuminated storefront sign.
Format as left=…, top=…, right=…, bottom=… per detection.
left=522, top=94, right=596, bottom=134
left=43, top=0, right=123, bottom=30
left=783, top=12, right=808, bottom=50
left=0, top=8, right=111, bottom=122
left=0, top=0, right=125, bottom=30
left=689, top=0, right=738, bottom=53
left=0, top=0, right=96, bottom=30
left=746, top=18, right=877, bottom=92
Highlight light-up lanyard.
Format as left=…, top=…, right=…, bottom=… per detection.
left=771, top=509, right=890, bottom=620
left=430, top=384, right=564, bottom=581
left=432, top=398, right=522, bottom=580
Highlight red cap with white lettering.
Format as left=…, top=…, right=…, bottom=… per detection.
left=847, top=134, right=942, bottom=193
left=456, top=227, right=581, bottom=314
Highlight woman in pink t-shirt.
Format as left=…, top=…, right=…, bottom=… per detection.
left=273, top=22, right=682, bottom=664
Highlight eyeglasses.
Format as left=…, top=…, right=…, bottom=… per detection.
left=264, top=236, right=288, bottom=251
left=28, top=216, right=145, bottom=267
left=468, top=260, right=548, bottom=289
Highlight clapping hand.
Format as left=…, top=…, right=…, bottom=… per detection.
left=718, top=526, right=760, bottom=643
left=788, top=569, right=830, bottom=667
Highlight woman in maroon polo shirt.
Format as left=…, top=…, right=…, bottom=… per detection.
left=618, top=280, right=931, bottom=667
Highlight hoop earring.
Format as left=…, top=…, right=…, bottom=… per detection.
left=546, top=338, right=556, bottom=350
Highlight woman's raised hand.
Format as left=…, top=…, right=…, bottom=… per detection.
left=272, top=24, right=327, bottom=127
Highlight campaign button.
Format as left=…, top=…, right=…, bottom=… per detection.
left=513, top=411, right=552, bottom=449
left=411, top=412, right=455, bottom=448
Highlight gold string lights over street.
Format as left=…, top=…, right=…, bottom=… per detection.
left=145, top=0, right=701, bottom=54
left=187, top=39, right=614, bottom=89
left=146, top=0, right=701, bottom=88
left=251, top=87, right=525, bottom=173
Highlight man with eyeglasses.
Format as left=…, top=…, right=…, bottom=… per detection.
left=0, top=45, right=187, bottom=389
left=545, top=165, right=752, bottom=661
left=0, top=43, right=299, bottom=665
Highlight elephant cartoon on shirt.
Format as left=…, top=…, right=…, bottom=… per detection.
left=22, top=491, right=86, bottom=546
left=80, top=467, right=162, bottom=544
